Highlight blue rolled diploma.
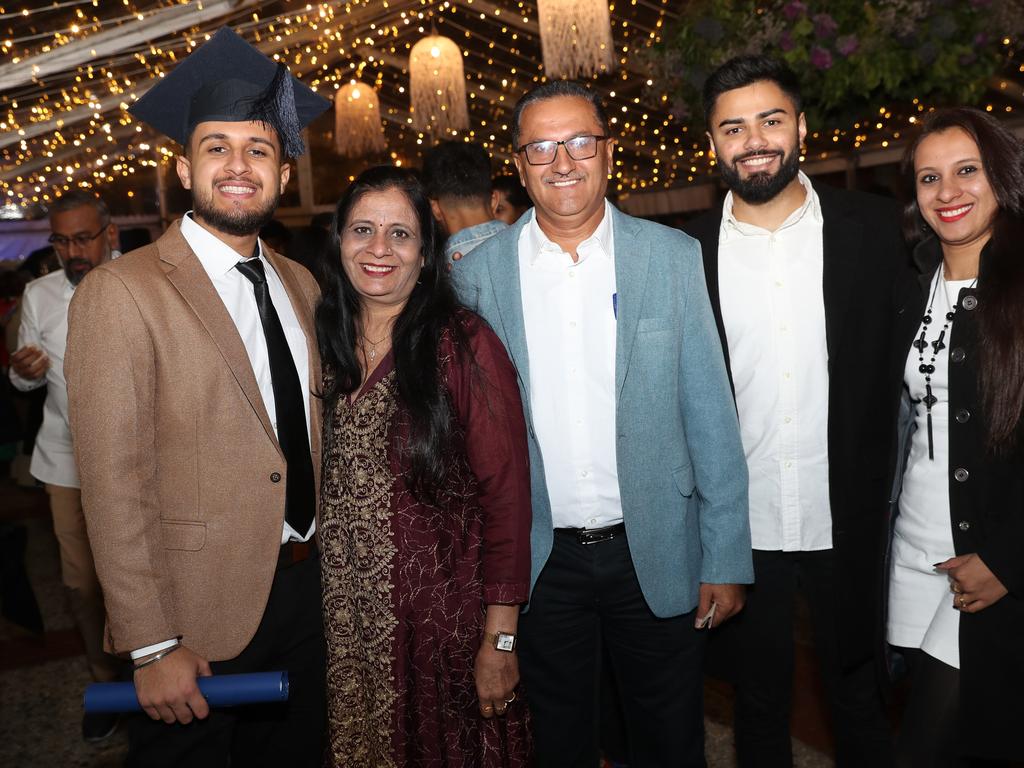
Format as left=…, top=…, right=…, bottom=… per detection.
left=84, top=671, right=289, bottom=713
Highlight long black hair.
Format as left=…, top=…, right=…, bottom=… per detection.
left=316, top=165, right=465, bottom=498
left=902, top=107, right=1024, bottom=452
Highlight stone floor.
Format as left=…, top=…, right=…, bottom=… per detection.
left=0, top=475, right=833, bottom=767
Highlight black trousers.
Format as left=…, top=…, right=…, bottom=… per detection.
left=126, top=553, right=326, bottom=768
left=518, top=530, right=707, bottom=768
left=893, top=648, right=1024, bottom=768
left=716, top=548, right=892, bottom=768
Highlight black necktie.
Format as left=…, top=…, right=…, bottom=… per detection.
left=236, top=258, right=315, bottom=535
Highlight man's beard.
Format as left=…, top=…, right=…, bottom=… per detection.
left=192, top=184, right=280, bottom=238
left=719, top=146, right=801, bottom=204
left=62, top=257, right=93, bottom=286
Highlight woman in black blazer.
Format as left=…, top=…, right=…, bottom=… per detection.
left=888, top=107, right=1024, bottom=767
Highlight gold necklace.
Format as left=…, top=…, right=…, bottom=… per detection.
left=360, top=332, right=388, bottom=362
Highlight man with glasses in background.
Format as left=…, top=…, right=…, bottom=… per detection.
left=9, top=190, right=120, bottom=742
left=452, top=81, right=752, bottom=767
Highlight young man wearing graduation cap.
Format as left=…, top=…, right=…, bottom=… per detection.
left=64, top=28, right=331, bottom=766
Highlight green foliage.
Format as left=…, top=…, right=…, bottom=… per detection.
left=647, top=0, right=1024, bottom=128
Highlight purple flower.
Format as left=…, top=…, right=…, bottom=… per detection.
left=779, top=30, right=795, bottom=52
left=810, top=46, right=833, bottom=69
left=813, top=13, right=838, bottom=40
left=836, top=34, right=859, bottom=56
left=782, top=1, right=807, bottom=20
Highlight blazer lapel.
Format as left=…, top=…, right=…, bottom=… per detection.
left=819, top=185, right=863, bottom=361
left=159, top=224, right=281, bottom=452
left=686, top=204, right=734, bottom=388
left=485, top=226, right=532, bottom=402
left=613, top=207, right=649, bottom=400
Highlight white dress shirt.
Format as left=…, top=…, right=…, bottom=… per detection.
left=133, top=215, right=316, bottom=660
left=718, top=171, right=832, bottom=552
left=887, top=271, right=966, bottom=670
left=10, top=256, right=119, bottom=488
left=180, top=213, right=313, bottom=545
left=519, top=201, right=622, bottom=530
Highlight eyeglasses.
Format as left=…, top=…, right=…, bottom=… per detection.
left=516, top=134, right=609, bottom=166
left=48, top=226, right=108, bottom=250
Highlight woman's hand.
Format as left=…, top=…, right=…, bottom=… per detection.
left=474, top=642, right=519, bottom=718
left=937, top=553, right=1009, bottom=613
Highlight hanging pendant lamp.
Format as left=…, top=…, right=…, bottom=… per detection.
left=409, top=34, right=469, bottom=134
left=537, top=0, right=614, bottom=78
left=334, top=80, right=386, bottom=157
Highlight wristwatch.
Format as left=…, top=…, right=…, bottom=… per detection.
left=483, top=630, right=517, bottom=653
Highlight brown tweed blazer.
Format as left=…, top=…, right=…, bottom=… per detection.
left=65, top=220, right=322, bottom=661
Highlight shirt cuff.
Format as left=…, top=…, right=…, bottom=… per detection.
left=130, top=638, right=179, bottom=660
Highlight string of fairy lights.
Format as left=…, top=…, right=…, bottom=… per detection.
left=0, top=0, right=1021, bottom=215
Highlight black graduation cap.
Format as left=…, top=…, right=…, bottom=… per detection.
left=129, top=27, right=330, bottom=158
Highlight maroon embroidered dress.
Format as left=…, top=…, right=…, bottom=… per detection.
left=320, top=312, right=532, bottom=767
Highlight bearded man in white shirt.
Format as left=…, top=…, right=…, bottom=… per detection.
left=453, top=80, right=753, bottom=768
left=9, top=190, right=120, bottom=742
left=64, top=28, right=330, bottom=767
left=684, top=55, right=904, bottom=768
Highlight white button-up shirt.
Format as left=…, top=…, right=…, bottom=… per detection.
left=10, top=270, right=86, bottom=487
left=518, top=201, right=623, bottom=530
left=718, top=172, right=832, bottom=551
left=180, top=213, right=313, bottom=544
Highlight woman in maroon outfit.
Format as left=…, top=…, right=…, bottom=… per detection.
left=315, top=166, right=532, bottom=767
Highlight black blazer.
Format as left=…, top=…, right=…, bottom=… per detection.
left=684, top=179, right=906, bottom=668
left=889, top=235, right=1024, bottom=760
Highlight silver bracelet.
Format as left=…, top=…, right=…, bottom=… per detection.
left=133, top=643, right=182, bottom=671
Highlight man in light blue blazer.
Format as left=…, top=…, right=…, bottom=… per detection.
left=452, top=81, right=753, bottom=768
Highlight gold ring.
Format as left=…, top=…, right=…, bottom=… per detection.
left=482, top=705, right=493, bottom=712
left=505, top=692, right=517, bottom=705
left=958, top=595, right=967, bottom=607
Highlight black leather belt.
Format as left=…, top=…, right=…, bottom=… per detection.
left=555, top=522, right=626, bottom=545
left=278, top=539, right=318, bottom=570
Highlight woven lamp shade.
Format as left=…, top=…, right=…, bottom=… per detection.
left=334, top=81, right=386, bottom=157
left=409, top=35, right=469, bottom=134
left=537, top=0, right=614, bottom=78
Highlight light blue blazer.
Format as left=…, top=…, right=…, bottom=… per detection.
left=452, top=205, right=752, bottom=618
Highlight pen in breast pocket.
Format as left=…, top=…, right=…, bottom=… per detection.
left=612, top=292, right=618, bottom=318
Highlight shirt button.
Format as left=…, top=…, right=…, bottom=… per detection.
left=958, top=520, right=971, bottom=531
left=784, top=416, right=792, bottom=424
left=953, top=467, right=969, bottom=482
left=961, top=295, right=978, bottom=311
left=779, top=325, right=788, bottom=333
left=270, top=472, right=282, bottom=483
left=950, top=348, right=966, bottom=363
left=783, top=372, right=791, bottom=379
left=955, top=408, right=970, bottom=423
left=775, top=281, right=783, bottom=288
left=569, top=321, right=577, bottom=328
left=580, top=470, right=589, bottom=478
left=784, top=461, right=793, bottom=469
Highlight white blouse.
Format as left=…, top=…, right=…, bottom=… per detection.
left=888, top=271, right=975, bottom=670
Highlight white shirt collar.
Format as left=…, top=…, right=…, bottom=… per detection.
left=721, top=171, right=822, bottom=239
left=180, top=212, right=265, bottom=276
left=525, top=199, right=614, bottom=266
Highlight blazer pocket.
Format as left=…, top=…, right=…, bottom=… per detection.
left=672, top=464, right=696, bottom=498
left=161, top=520, right=207, bottom=551
left=637, top=316, right=674, bottom=334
